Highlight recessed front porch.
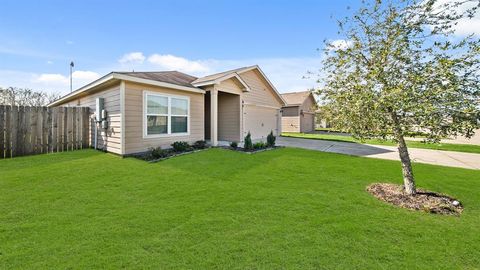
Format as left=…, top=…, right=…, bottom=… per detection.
left=204, top=90, right=242, bottom=145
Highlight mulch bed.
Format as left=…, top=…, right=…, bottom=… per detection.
left=130, top=148, right=209, bottom=162
left=366, top=183, right=463, bottom=215
left=222, top=146, right=283, bottom=154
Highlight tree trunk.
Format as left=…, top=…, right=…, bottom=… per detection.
left=397, top=134, right=416, bottom=195
left=391, top=114, right=416, bottom=195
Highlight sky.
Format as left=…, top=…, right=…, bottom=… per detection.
left=0, top=0, right=478, bottom=96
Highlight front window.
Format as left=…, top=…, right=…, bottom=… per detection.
left=171, top=98, right=188, bottom=133
left=145, top=93, right=189, bottom=136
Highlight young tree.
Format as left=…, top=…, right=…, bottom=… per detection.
left=318, top=0, right=480, bottom=195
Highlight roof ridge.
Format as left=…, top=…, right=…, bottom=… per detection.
left=281, top=90, right=311, bottom=95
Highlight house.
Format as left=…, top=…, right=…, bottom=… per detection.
left=280, top=91, right=317, bottom=133
left=49, top=65, right=286, bottom=155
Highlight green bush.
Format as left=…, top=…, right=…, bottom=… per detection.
left=244, top=132, right=253, bottom=150
left=148, top=147, right=170, bottom=159
left=230, top=141, right=238, bottom=149
left=171, top=141, right=190, bottom=152
left=253, top=141, right=266, bottom=150
left=193, top=140, right=207, bottom=149
left=267, top=130, right=276, bottom=147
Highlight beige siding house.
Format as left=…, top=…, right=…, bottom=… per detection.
left=49, top=66, right=286, bottom=155
left=280, top=91, right=317, bottom=133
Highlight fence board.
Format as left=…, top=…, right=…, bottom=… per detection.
left=83, top=108, right=89, bottom=149
left=30, top=106, right=38, bottom=154
left=41, top=107, right=48, bottom=153
left=0, top=106, right=4, bottom=158
left=0, top=105, right=90, bottom=158
left=16, top=106, right=24, bottom=157
left=52, top=107, right=58, bottom=153
left=10, top=106, right=18, bottom=157
left=57, top=107, right=63, bottom=152
left=4, top=106, right=11, bottom=158
left=62, top=107, right=68, bottom=152
left=23, top=106, right=31, bottom=155
left=46, top=108, right=52, bottom=153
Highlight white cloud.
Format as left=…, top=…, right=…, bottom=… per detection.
left=66, top=40, right=74, bottom=45
left=118, top=52, right=146, bottom=64
left=46, top=60, right=53, bottom=64
left=36, top=73, right=69, bottom=84
left=147, top=54, right=210, bottom=74
left=328, top=39, right=353, bottom=51
left=1, top=53, right=323, bottom=96
left=27, top=70, right=100, bottom=93
left=71, top=70, right=100, bottom=81
left=428, top=0, right=480, bottom=36
left=188, top=57, right=322, bottom=92
left=450, top=17, right=480, bottom=36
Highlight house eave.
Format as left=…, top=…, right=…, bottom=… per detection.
left=48, top=73, right=205, bottom=107
left=192, top=73, right=251, bottom=92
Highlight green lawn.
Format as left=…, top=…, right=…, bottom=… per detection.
left=282, top=132, right=480, bottom=154
left=1, top=148, right=479, bottom=269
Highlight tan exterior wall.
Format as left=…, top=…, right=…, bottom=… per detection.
left=300, top=95, right=316, bottom=113
left=240, top=70, right=283, bottom=108
left=238, top=69, right=282, bottom=140
left=299, top=95, right=316, bottom=133
left=217, top=78, right=244, bottom=95
left=218, top=92, right=241, bottom=142
left=300, top=113, right=314, bottom=133
left=281, top=94, right=316, bottom=133
left=123, top=81, right=204, bottom=154
left=282, top=106, right=299, bottom=117
left=63, top=84, right=122, bottom=154
left=282, top=116, right=300, bottom=133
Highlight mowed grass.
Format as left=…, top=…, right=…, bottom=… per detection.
left=1, top=148, right=479, bottom=269
left=282, top=132, right=480, bottom=154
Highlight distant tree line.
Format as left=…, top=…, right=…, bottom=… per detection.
left=0, top=87, right=62, bottom=106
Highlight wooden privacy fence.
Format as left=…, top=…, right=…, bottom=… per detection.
left=0, top=105, right=90, bottom=159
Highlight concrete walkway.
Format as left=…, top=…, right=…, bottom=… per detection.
left=277, top=136, right=480, bottom=170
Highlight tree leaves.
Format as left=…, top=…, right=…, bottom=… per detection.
left=318, top=0, right=480, bottom=143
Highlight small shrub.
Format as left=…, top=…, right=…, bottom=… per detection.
left=193, top=140, right=207, bottom=149
left=171, top=141, right=190, bottom=152
left=244, top=132, right=253, bottom=150
left=253, top=141, right=266, bottom=150
left=148, top=147, right=170, bottom=159
left=230, top=141, right=238, bottom=149
left=267, top=130, right=276, bottom=147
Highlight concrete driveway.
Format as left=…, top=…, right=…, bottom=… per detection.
left=277, top=136, right=480, bottom=170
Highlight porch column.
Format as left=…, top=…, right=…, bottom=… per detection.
left=210, top=88, right=218, bottom=146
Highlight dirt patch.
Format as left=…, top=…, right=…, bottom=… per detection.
left=367, top=183, right=463, bottom=215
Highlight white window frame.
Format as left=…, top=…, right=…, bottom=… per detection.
left=143, top=91, right=190, bottom=138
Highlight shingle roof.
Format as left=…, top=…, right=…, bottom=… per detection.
left=280, top=91, right=312, bottom=106
left=192, top=66, right=255, bottom=84
left=116, top=71, right=198, bottom=87
left=49, top=65, right=287, bottom=107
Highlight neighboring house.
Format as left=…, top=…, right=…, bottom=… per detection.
left=280, top=91, right=317, bottom=133
left=49, top=65, right=286, bottom=155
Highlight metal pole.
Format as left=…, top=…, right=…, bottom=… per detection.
left=70, top=61, right=74, bottom=92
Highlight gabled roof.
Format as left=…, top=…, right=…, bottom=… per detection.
left=116, top=71, right=197, bottom=87
left=281, top=91, right=314, bottom=106
left=48, top=65, right=286, bottom=107
left=48, top=71, right=204, bottom=107
left=192, top=66, right=254, bottom=85
left=193, top=65, right=286, bottom=105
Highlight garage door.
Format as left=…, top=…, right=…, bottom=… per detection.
left=243, top=105, right=280, bottom=140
